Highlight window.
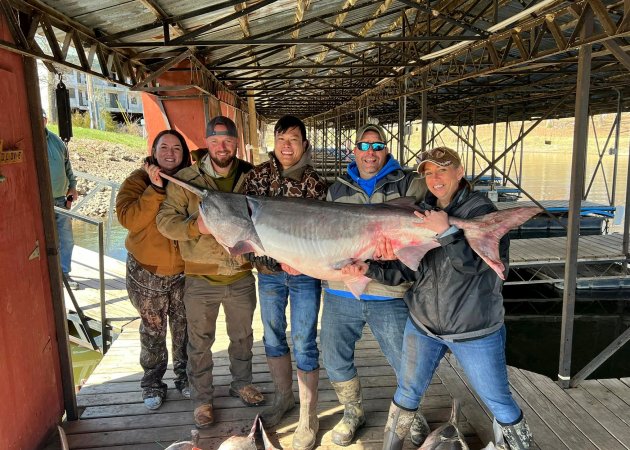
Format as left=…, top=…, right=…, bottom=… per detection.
left=109, top=93, right=118, bottom=108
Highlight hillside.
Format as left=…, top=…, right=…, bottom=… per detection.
left=48, top=125, right=147, bottom=217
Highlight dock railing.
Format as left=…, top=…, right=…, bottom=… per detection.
left=54, top=206, right=110, bottom=353
left=72, top=170, right=120, bottom=248
left=54, top=171, right=122, bottom=354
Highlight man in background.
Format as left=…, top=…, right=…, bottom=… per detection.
left=43, top=109, right=79, bottom=290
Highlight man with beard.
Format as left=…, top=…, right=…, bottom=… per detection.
left=157, top=116, right=264, bottom=428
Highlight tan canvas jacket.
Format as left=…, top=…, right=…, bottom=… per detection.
left=156, top=156, right=254, bottom=276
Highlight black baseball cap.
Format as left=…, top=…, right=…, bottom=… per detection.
left=206, top=116, right=238, bottom=138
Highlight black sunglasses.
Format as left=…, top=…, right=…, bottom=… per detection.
left=356, top=141, right=386, bottom=151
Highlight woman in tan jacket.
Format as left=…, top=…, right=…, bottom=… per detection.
left=116, top=130, right=191, bottom=410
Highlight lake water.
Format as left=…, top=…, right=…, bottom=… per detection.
left=70, top=149, right=629, bottom=379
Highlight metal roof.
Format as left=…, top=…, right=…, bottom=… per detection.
left=2, top=0, right=630, bottom=124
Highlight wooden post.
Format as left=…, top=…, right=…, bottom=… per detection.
left=247, top=90, right=260, bottom=164
left=25, top=54, right=78, bottom=420
left=558, top=10, right=593, bottom=389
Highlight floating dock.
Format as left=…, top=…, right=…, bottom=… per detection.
left=55, top=247, right=630, bottom=449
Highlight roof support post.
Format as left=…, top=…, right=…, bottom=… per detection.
left=24, top=49, right=78, bottom=420
left=247, top=90, right=260, bottom=164
left=398, top=91, right=407, bottom=163
left=624, top=133, right=630, bottom=271
left=420, top=90, right=428, bottom=154
left=491, top=101, right=497, bottom=185
left=611, top=89, right=622, bottom=206
left=558, top=9, right=593, bottom=389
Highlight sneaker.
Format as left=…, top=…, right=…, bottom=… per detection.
left=144, top=395, right=163, bottom=410
left=180, top=386, right=191, bottom=399
left=63, top=274, right=80, bottom=290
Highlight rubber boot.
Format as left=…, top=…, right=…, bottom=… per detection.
left=331, top=376, right=366, bottom=446
left=260, top=354, right=295, bottom=427
left=409, top=410, right=431, bottom=447
left=382, top=401, right=416, bottom=450
left=494, top=413, right=533, bottom=450
left=292, top=368, right=320, bottom=450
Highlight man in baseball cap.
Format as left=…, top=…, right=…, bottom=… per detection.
left=206, top=115, right=238, bottom=138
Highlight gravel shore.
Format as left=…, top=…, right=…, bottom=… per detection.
left=67, top=138, right=147, bottom=218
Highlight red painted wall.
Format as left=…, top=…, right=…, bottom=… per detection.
left=0, top=15, right=64, bottom=450
left=142, top=66, right=252, bottom=161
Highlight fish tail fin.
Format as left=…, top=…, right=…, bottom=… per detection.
left=451, top=207, right=541, bottom=280
left=450, top=398, right=461, bottom=427
left=159, top=172, right=206, bottom=198
left=58, top=426, right=69, bottom=450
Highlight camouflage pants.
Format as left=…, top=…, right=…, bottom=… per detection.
left=126, top=253, right=188, bottom=399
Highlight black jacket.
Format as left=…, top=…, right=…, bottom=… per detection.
left=366, top=185, right=508, bottom=341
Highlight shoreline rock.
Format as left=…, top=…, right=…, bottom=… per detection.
left=67, top=138, right=146, bottom=218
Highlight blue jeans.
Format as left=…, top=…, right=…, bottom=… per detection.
left=395, top=320, right=521, bottom=423
left=258, top=272, right=321, bottom=371
left=54, top=197, right=74, bottom=274
left=321, top=291, right=409, bottom=382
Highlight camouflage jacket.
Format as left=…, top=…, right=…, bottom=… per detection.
left=243, top=153, right=328, bottom=273
left=243, top=153, right=328, bottom=200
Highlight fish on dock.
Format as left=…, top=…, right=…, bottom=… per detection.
left=217, top=415, right=279, bottom=450
left=419, top=399, right=469, bottom=450
left=165, top=429, right=200, bottom=450
left=160, top=173, right=540, bottom=297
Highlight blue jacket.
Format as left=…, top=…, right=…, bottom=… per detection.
left=46, top=129, right=76, bottom=198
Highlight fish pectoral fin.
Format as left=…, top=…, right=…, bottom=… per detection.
left=228, top=240, right=265, bottom=257
left=395, top=244, right=434, bottom=270
left=344, top=276, right=371, bottom=299
left=331, top=259, right=354, bottom=270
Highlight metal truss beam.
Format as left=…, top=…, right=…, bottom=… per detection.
left=309, top=0, right=630, bottom=122
left=1, top=0, right=145, bottom=86
left=109, top=35, right=485, bottom=48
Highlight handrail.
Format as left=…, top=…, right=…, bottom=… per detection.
left=72, top=171, right=121, bottom=250
left=54, top=206, right=110, bottom=353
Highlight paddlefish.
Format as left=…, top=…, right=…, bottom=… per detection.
left=160, top=173, right=540, bottom=297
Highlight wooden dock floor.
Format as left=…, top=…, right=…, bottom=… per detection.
left=64, top=246, right=136, bottom=328
left=509, top=233, right=626, bottom=266
left=59, top=246, right=630, bottom=449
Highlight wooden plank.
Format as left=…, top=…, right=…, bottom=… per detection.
left=598, top=379, right=630, bottom=408
left=435, top=356, right=494, bottom=444
left=506, top=367, right=587, bottom=449
left=567, top=384, right=630, bottom=448
left=521, top=371, right=622, bottom=449
left=581, top=380, right=630, bottom=427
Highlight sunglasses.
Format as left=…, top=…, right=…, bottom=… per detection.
left=356, top=141, right=386, bottom=151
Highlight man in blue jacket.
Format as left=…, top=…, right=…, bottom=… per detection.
left=43, top=109, right=79, bottom=289
left=321, top=123, right=429, bottom=447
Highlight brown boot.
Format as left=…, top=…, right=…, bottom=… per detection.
left=260, top=354, right=296, bottom=427
left=331, top=376, right=365, bottom=446
left=292, top=368, right=319, bottom=450
left=193, top=404, right=214, bottom=429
